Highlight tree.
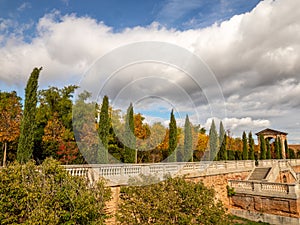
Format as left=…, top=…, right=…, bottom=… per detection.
left=266, top=138, right=271, bottom=159
left=183, top=115, right=193, bottom=162
left=218, top=121, right=227, bottom=161
left=242, top=131, right=248, bottom=160
left=98, top=95, right=110, bottom=163
left=0, top=91, right=22, bottom=166
left=275, top=137, right=281, bottom=159
left=17, top=67, right=42, bottom=163
left=285, top=139, right=289, bottom=159
left=0, top=158, right=111, bottom=224
left=168, top=110, right=177, bottom=162
left=278, top=137, right=283, bottom=159
left=124, top=103, right=136, bottom=163
left=259, top=135, right=266, bottom=160
left=209, top=119, right=218, bottom=161
left=117, top=175, right=230, bottom=225
left=248, top=132, right=255, bottom=160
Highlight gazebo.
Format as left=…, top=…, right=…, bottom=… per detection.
left=255, top=128, right=288, bottom=159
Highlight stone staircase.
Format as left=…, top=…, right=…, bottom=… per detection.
left=248, top=167, right=271, bottom=181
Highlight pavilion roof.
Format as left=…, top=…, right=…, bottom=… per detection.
left=255, top=128, right=288, bottom=136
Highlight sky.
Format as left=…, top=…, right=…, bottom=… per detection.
left=1, top=0, right=300, bottom=143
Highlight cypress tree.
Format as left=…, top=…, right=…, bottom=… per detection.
left=98, top=95, right=109, bottom=163
left=209, top=120, right=218, bottom=161
left=168, top=110, right=177, bottom=162
left=218, top=121, right=227, bottom=160
left=278, top=137, right=283, bottom=159
left=266, top=138, right=271, bottom=159
left=259, top=134, right=266, bottom=160
left=17, top=67, right=42, bottom=163
left=248, top=132, right=255, bottom=160
left=124, top=103, right=136, bottom=163
left=284, top=139, right=289, bottom=159
left=242, top=131, right=248, bottom=160
left=183, top=115, right=193, bottom=162
left=275, top=137, right=280, bottom=159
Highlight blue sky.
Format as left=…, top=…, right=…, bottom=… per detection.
left=1, top=0, right=300, bottom=142
left=0, top=0, right=260, bottom=35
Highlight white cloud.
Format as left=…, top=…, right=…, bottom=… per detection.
left=0, top=0, right=300, bottom=141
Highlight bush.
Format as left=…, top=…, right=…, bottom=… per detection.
left=117, top=175, right=230, bottom=224
left=0, top=158, right=111, bottom=224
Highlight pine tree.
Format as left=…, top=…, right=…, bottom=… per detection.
left=266, top=138, right=271, bottom=159
left=183, top=115, right=193, bottom=162
left=17, top=67, right=42, bottom=163
left=248, top=132, right=255, bottom=160
left=259, top=134, right=266, bottom=160
left=218, top=121, right=227, bottom=160
left=242, top=131, right=248, bottom=160
left=124, top=103, right=136, bottom=163
left=98, top=95, right=109, bottom=163
left=278, top=137, right=282, bottom=159
left=209, top=120, right=218, bottom=161
left=168, top=110, right=177, bottom=162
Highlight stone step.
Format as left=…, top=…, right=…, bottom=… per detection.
left=248, top=167, right=271, bottom=181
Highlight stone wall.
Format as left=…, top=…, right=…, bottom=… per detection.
left=231, top=193, right=300, bottom=218
left=275, top=171, right=296, bottom=183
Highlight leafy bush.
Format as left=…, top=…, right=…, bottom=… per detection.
left=0, top=158, right=111, bottom=224
left=117, top=175, right=230, bottom=224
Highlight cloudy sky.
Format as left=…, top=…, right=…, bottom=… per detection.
left=1, top=0, right=300, bottom=143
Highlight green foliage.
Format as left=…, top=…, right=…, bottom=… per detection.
left=289, top=148, right=296, bottom=159
left=117, top=176, right=230, bottom=225
left=248, top=132, right=255, bottom=160
left=275, top=137, right=281, bottom=159
left=218, top=121, right=227, bottom=160
left=0, top=158, right=111, bottom=224
left=183, top=115, right=193, bottom=162
left=259, top=135, right=266, bottom=160
left=242, top=131, right=248, bottom=160
left=266, top=138, right=271, bottom=159
left=209, top=119, right=219, bottom=161
left=285, top=139, right=289, bottom=159
left=124, top=103, right=136, bottom=163
left=17, top=67, right=41, bottom=163
left=98, top=95, right=109, bottom=163
left=226, top=185, right=235, bottom=197
left=168, top=109, right=177, bottom=162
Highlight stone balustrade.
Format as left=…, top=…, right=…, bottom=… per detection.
left=63, top=160, right=255, bottom=186
left=228, top=180, right=299, bottom=199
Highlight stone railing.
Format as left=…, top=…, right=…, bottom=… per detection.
left=228, top=180, right=300, bottom=199
left=64, top=160, right=255, bottom=186
left=257, top=159, right=300, bottom=168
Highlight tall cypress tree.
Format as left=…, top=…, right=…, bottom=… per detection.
left=183, top=115, right=193, bottom=162
left=98, top=95, right=109, bottom=163
left=17, top=67, right=42, bottom=163
left=248, top=132, right=255, bottom=160
left=242, top=131, right=248, bottom=160
left=284, top=139, right=289, bottom=159
left=218, top=121, right=227, bottom=160
left=275, top=137, right=280, bottom=159
left=124, top=103, right=136, bottom=163
left=266, top=138, right=271, bottom=159
left=209, top=120, right=218, bottom=161
left=168, top=110, right=177, bottom=162
left=278, top=137, right=283, bottom=159
left=259, top=134, right=266, bottom=160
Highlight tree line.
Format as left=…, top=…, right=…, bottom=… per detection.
left=0, top=68, right=298, bottom=166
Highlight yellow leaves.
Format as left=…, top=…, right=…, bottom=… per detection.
left=42, top=113, right=65, bottom=143
left=196, top=133, right=209, bottom=151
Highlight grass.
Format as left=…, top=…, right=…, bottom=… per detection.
left=229, top=215, right=270, bottom=225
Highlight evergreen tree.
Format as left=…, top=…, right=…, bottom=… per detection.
left=285, top=139, right=289, bottom=159
left=259, top=134, right=266, bottom=160
left=278, top=137, right=283, bottom=159
left=218, top=121, right=227, bottom=160
left=266, top=138, right=271, bottom=159
left=275, top=137, right=280, bottom=159
left=183, top=115, right=193, bottom=162
left=98, top=95, right=109, bottom=163
left=17, top=67, right=42, bottom=163
left=124, top=103, right=136, bottom=163
left=209, top=120, right=218, bottom=161
left=168, top=110, right=177, bottom=162
left=248, top=132, right=255, bottom=160
left=242, top=131, right=248, bottom=160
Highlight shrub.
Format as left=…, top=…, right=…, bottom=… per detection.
left=117, top=175, right=230, bottom=224
left=0, top=158, right=111, bottom=224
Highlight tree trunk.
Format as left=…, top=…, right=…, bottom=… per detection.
left=3, top=141, right=7, bottom=167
